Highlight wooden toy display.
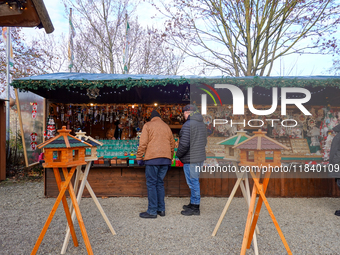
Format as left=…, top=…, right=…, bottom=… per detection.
left=233, top=129, right=292, bottom=255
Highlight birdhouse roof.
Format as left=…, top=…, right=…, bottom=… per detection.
left=79, top=136, right=103, bottom=147
left=75, top=130, right=103, bottom=147
left=37, top=126, right=92, bottom=149
left=233, top=129, right=289, bottom=150
left=218, top=131, right=250, bottom=146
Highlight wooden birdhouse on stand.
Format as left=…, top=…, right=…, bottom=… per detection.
left=232, top=129, right=292, bottom=255
left=32, top=126, right=95, bottom=255
left=217, top=130, right=250, bottom=161
left=233, top=129, right=289, bottom=167
left=75, top=130, right=103, bottom=161
left=38, top=126, right=92, bottom=168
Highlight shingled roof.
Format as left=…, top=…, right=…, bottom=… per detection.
left=75, top=130, right=103, bottom=147
left=233, top=129, right=289, bottom=150
left=218, top=131, right=250, bottom=146
left=37, top=126, right=92, bottom=149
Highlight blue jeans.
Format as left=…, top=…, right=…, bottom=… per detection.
left=145, top=165, right=169, bottom=215
left=183, top=163, right=202, bottom=205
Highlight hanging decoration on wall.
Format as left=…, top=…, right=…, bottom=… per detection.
left=30, top=132, right=38, bottom=150
left=30, top=132, right=38, bottom=142
left=30, top=141, right=37, bottom=150
left=46, top=118, right=56, bottom=139
left=31, top=102, right=37, bottom=119
left=87, top=88, right=100, bottom=99
left=182, top=86, right=190, bottom=101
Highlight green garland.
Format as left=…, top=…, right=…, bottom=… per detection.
left=11, top=77, right=189, bottom=91
left=189, top=76, right=340, bottom=89
left=11, top=76, right=340, bottom=92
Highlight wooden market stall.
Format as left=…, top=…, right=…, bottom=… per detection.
left=11, top=73, right=340, bottom=198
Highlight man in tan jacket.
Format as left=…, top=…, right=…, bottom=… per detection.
left=137, top=110, right=175, bottom=218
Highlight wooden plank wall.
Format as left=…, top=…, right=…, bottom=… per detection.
left=44, top=167, right=340, bottom=198
left=0, top=101, right=6, bottom=181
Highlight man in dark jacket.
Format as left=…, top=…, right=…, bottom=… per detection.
left=176, top=104, right=207, bottom=216
left=329, top=124, right=340, bottom=216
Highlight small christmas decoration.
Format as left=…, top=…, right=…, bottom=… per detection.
left=182, top=86, right=190, bottom=101
left=30, top=141, right=37, bottom=150
left=46, top=118, right=56, bottom=139
left=30, top=132, right=38, bottom=142
left=32, top=102, right=37, bottom=119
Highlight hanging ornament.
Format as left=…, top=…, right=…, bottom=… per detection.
left=30, top=132, right=38, bottom=142
left=308, top=118, right=316, bottom=128
left=30, top=141, right=37, bottom=150
left=87, top=88, right=100, bottom=99
left=31, top=102, right=37, bottom=119
left=182, top=86, right=190, bottom=101
left=46, top=118, right=56, bottom=139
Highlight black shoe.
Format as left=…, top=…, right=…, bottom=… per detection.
left=157, top=211, right=165, bottom=217
left=139, top=212, right=157, bottom=218
left=335, top=210, right=340, bottom=216
left=181, top=204, right=200, bottom=216
left=183, top=203, right=193, bottom=210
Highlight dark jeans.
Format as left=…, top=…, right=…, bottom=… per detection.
left=145, top=165, right=169, bottom=215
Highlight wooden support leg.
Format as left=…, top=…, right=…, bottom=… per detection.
left=240, top=178, right=258, bottom=255
left=67, top=165, right=82, bottom=224
left=239, top=179, right=259, bottom=255
left=246, top=171, right=271, bottom=249
left=61, top=163, right=91, bottom=254
left=62, top=168, right=93, bottom=255
left=85, top=181, right=116, bottom=236
left=244, top=176, right=260, bottom=235
left=31, top=167, right=76, bottom=255
left=53, top=168, right=78, bottom=248
left=251, top=176, right=292, bottom=255
left=211, top=177, right=243, bottom=236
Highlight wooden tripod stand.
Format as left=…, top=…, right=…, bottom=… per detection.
left=240, top=170, right=292, bottom=255
left=61, top=160, right=116, bottom=254
left=31, top=167, right=93, bottom=255
left=212, top=161, right=260, bottom=255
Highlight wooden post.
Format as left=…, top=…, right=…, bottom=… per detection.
left=61, top=162, right=116, bottom=254
left=246, top=171, right=271, bottom=249
left=212, top=177, right=243, bottom=236
left=240, top=172, right=260, bottom=255
left=0, top=100, right=6, bottom=181
left=250, top=174, right=292, bottom=255
left=53, top=168, right=78, bottom=247
left=15, top=89, right=28, bottom=167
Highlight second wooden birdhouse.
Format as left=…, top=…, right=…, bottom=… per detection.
left=233, top=129, right=289, bottom=167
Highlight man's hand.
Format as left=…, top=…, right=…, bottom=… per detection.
left=137, top=160, right=145, bottom=166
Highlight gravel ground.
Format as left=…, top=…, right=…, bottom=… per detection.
left=1, top=181, right=340, bottom=255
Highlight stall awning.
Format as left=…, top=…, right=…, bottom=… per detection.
left=11, top=73, right=340, bottom=105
